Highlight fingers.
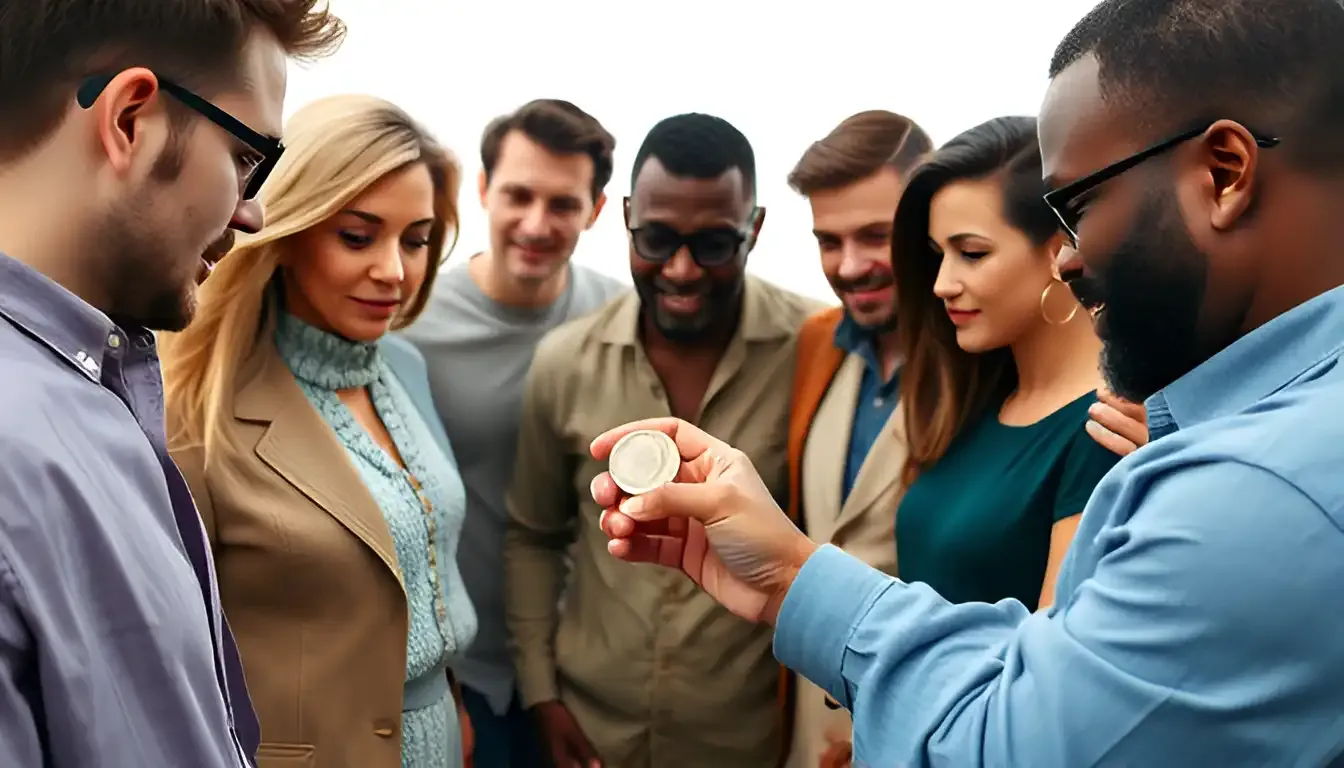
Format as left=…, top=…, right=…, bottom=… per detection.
left=1088, top=401, right=1147, bottom=446
left=1085, top=419, right=1138, bottom=457
left=618, top=480, right=724, bottom=525
left=590, top=472, right=624, bottom=510
left=588, top=417, right=723, bottom=463
left=607, top=533, right=685, bottom=567
left=1097, top=387, right=1147, bottom=420
left=599, top=509, right=679, bottom=539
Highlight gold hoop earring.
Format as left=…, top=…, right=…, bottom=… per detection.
left=1040, top=279, right=1080, bottom=325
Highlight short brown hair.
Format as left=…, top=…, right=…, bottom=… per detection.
left=480, top=99, right=615, bottom=203
left=787, top=110, right=933, bottom=195
left=0, top=0, right=346, bottom=161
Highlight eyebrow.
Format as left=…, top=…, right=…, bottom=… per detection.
left=339, top=210, right=435, bottom=227
left=946, top=232, right=991, bottom=247
left=814, top=220, right=892, bottom=237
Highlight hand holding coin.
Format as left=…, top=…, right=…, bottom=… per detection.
left=591, top=417, right=819, bottom=627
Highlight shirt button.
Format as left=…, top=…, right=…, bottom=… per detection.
left=107, top=333, right=121, bottom=349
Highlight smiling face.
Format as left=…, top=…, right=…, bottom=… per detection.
left=808, top=167, right=905, bottom=330
left=480, top=129, right=598, bottom=288
left=282, top=162, right=436, bottom=342
left=626, top=157, right=759, bottom=343
left=927, top=177, right=1064, bottom=353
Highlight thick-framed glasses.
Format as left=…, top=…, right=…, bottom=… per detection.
left=1043, top=121, right=1279, bottom=246
left=624, top=197, right=757, bottom=268
left=76, top=73, right=284, bottom=200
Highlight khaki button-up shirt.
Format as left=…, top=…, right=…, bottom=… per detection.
left=505, top=276, right=822, bottom=768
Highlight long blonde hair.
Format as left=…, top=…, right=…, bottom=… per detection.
left=159, top=94, right=460, bottom=461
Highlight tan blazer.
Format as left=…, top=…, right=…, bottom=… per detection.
left=171, top=337, right=438, bottom=768
left=784, top=308, right=907, bottom=768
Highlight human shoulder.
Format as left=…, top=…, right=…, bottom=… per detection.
left=1179, top=372, right=1344, bottom=515
left=569, top=263, right=630, bottom=310
left=748, top=276, right=831, bottom=332
left=531, top=293, right=630, bottom=382
left=0, top=341, right=113, bottom=516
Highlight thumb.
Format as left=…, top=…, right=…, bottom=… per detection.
left=621, top=481, right=721, bottom=525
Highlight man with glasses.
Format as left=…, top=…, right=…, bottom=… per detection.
left=0, top=2, right=343, bottom=766
left=581, top=0, right=1344, bottom=766
left=503, top=113, right=821, bottom=768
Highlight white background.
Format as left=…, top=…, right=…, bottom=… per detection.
left=286, top=0, right=1097, bottom=302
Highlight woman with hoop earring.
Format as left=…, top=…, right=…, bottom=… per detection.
left=884, top=116, right=1130, bottom=616
left=813, top=117, right=1144, bottom=768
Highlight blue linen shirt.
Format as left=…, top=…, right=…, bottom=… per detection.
left=775, top=284, right=1344, bottom=767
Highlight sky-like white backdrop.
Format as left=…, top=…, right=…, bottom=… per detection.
left=286, top=0, right=1098, bottom=302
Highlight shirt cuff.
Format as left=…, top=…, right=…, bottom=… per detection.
left=772, top=544, right=895, bottom=708
left=514, top=658, right=560, bottom=708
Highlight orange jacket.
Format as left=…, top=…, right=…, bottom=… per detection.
left=787, top=307, right=850, bottom=531
left=776, top=306, right=848, bottom=764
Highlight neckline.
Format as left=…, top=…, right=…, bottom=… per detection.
left=274, top=312, right=381, bottom=390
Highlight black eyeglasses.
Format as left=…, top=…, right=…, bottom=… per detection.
left=624, top=197, right=757, bottom=268
left=76, top=73, right=284, bottom=200
left=1043, top=121, right=1280, bottom=246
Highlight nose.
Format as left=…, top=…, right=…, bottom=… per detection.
left=837, top=241, right=878, bottom=280
left=932, top=257, right=961, bottom=300
left=661, top=246, right=704, bottom=283
left=369, top=241, right=405, bottom=284
left=230, top=199, right=264, bottom=234
left=518, top=202, right=549, bottom=237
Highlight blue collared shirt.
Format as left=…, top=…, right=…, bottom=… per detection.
left=833, top=316, right=900, bottom=502
left=0, top=252, right=257, bottom=766
left=775, top=285, right=1344, bottom=767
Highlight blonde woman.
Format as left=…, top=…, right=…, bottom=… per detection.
left=160, top=95, right=476, bottom=768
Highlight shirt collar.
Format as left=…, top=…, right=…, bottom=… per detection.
left=1149, top=283, right=1344, bottom=435
left=833, top=312, right=898, bottom=384
left=0, top=251, right=120, bottom=381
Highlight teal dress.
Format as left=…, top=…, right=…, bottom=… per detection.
left=275, top=313, right=478, bottom=768
left=895, top=391, right=1120, bottom=611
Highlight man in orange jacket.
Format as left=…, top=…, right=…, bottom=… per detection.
left=781, top=110, right=932, bottom=768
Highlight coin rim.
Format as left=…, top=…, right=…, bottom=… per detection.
left=608, top=429, right=679, bottom=495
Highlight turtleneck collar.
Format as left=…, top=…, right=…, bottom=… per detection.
left=274, top=312, right=381, bottom=390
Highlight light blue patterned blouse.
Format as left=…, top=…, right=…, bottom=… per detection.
left=275, top=313, right=478, bottom=768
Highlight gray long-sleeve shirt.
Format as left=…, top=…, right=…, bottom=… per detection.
left=0, top=252, right=257, bottom=766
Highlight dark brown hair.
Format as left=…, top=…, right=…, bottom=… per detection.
left=892, top=116, right=1059, bottom=485
left=787, top=110, right=933, bottom=195
left=0, top=0, right=346, bottom=161
left=480, top=99, right=615, bottom=202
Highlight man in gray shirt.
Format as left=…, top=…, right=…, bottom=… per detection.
left=0, top=2, right=343, bottom=765
left=401, top=99, right=626, bottom=768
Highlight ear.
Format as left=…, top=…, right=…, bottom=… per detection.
left=1043, top=230, right=1070, bottom=279
left=1200, top=119, right=1260, bottom=232
left=92, top=68, right=165, bottom=177
left=586, top=192, right=607, bottom=230
left=747, top=206, right=766, bottom=250
left=477, top=169, right=489, bottom=209
left=622, top=196, right=632, bottom=226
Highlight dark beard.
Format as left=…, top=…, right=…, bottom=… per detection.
left=99, top=131, right=199, bottom=331
left=633, top=274, right=743, bottom=344
left=1083, top=186, right=1209, bottom=402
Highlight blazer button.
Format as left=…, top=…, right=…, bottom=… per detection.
left=373, top=718, right=398, bottom=738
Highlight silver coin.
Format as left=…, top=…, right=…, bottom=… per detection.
left=608, top=429, right=679, bottom=496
